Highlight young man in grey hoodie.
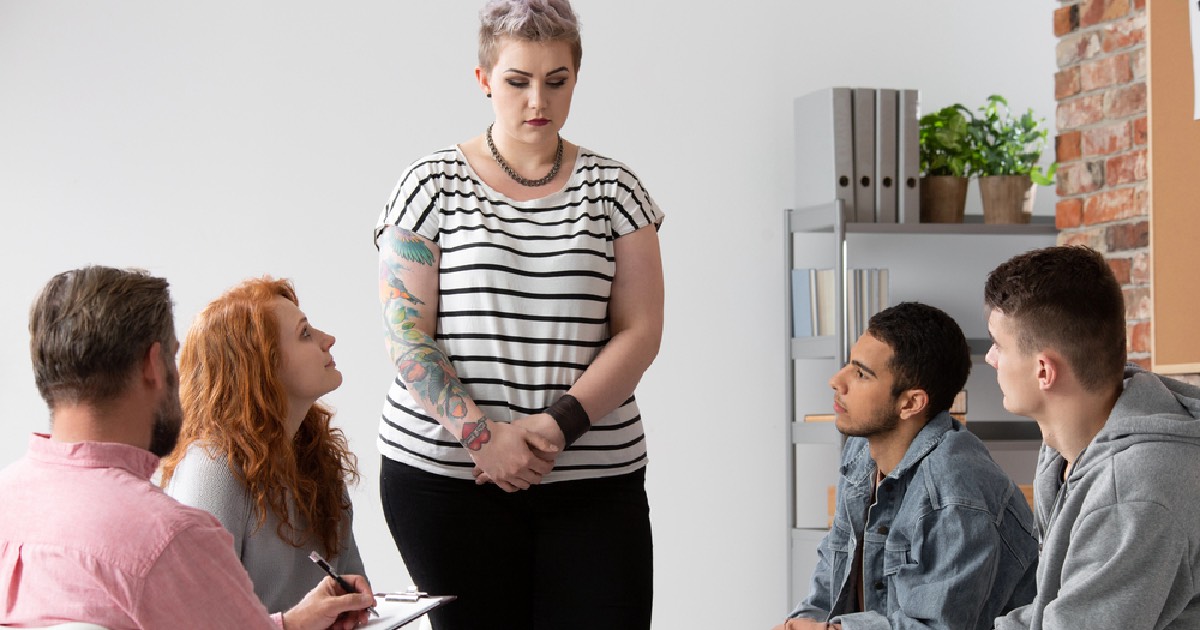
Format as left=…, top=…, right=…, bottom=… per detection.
left=985, top=245, right=1200, bottom=630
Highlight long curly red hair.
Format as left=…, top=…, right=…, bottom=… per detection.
left=160, top=277, right=359, bottom=559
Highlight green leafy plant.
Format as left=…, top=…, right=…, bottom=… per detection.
left=967, top=94, right=1058, bottom=185
left=919, top=103, right=975, bottom=177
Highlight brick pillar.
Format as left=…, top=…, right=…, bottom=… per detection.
left=1053, top=0, right=1150, bottom=369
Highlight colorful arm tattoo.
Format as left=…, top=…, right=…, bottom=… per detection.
left=379, top=228, right=491, bottom=450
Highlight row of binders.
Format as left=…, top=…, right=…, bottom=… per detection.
left=795, top=86, right=920, bottom=223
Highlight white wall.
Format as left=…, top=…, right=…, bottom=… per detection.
left=0, top=2, right=1056, bottom=628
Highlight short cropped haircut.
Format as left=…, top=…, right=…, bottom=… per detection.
left=984, top=245, right=1125, bottom=391
left=29, top=266, right=174, bottom=407
left=478, top=0, right=582, bottom=72
left=867, top=302, right=972, bottom=419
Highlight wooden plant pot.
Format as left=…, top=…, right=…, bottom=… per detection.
left=979, top=174, right=1035, bottom=224
left=919, top=175, right=969, bottom=223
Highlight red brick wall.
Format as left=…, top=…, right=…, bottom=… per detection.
left=1053, top=0, right=1150, bottom=368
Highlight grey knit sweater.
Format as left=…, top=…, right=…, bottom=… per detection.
left=164, top=443, right=367, bottom=612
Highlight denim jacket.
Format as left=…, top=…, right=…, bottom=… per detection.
left=790, top=413, right=1038, bottom=630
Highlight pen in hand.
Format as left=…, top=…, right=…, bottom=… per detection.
left=309, top=551, right=379, bottom=618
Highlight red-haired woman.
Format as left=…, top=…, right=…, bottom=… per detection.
left=160, top=277, right=367, bottom=612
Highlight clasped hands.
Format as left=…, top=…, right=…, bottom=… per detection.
left=470, top=413, right=565, bottom=492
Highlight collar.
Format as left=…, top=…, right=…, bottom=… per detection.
left=25, top=433, right=160, bottom=480
left=841, top=412, right=958, bottom=486
left=885, top=412, right=957, bottom=480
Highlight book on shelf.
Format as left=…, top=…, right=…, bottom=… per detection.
left=950, top=389, right=968, bottom=425
left=791, top=268, right=888, bottom=340
left=848, top=268, right=889, bottom=342
left=827, top=484, right=837, bottom=528
left=790, top=269, right=813, bottom=338
left=813, top=269, right=835, bottom=336
left=950, top=390, right=968, bottom=414
left=790, top=268, right=836, bottom=337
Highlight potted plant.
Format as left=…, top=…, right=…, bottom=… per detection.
left=967, top=94, right=1058, bottom=224
left=918, top=103, right=975, bottom=223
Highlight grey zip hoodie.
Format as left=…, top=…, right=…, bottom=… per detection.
left=994, top=366, right=1200, bottom=629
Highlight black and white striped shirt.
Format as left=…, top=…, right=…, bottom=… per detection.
left=374, top=146, right=664, bottom=482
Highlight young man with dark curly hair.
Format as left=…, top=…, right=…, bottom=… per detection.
left=778, top=302, right=1037, bottom=630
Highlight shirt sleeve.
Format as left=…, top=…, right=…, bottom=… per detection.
left=831, top=505, right=1013, bottom=630
left=375, top=154, right=448, bottom=246
left=164, top=447, right=253, bottom=560
left=609, top=163, right=664, bottom=237
left=135, top=519, right=280, bottom=629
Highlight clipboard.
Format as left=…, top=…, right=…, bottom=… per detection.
left=364, top=589, right=456, bottom=629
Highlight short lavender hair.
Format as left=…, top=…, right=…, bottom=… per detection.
left=478, top=0, right=582, bottom=72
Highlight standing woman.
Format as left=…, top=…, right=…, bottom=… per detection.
left=161, top=277, right=368, bottom=612
left=374, top=1, right=664, bottom=628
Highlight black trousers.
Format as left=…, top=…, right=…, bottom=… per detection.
left=380, top=458, right=654, bottom=630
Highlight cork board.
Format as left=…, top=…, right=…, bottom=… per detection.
left=1149, top=0, right=1200, bottom=372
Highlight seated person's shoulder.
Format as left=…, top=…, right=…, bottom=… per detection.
left=920, top=430, right=1022, bottom=512
left=52, top=476, right=231, bottom=576
left=146, top=474, right=232, bottom=537
left=170, top=441, right=230, bottom=474
left=1105, top=439, right=1200, bottom=513
left=164, top=442, right=250, bottom=517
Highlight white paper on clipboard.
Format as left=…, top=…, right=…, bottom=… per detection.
left=363, top=594, right=456, bottom=629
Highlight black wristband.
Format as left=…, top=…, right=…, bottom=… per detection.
left=546, top=394, right=590, bottom=447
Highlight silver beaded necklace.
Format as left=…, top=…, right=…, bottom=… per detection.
left=486, top=123, right=564, bottom=188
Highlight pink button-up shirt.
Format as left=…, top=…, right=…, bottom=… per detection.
left=0, top=434, right=284, bottom=629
